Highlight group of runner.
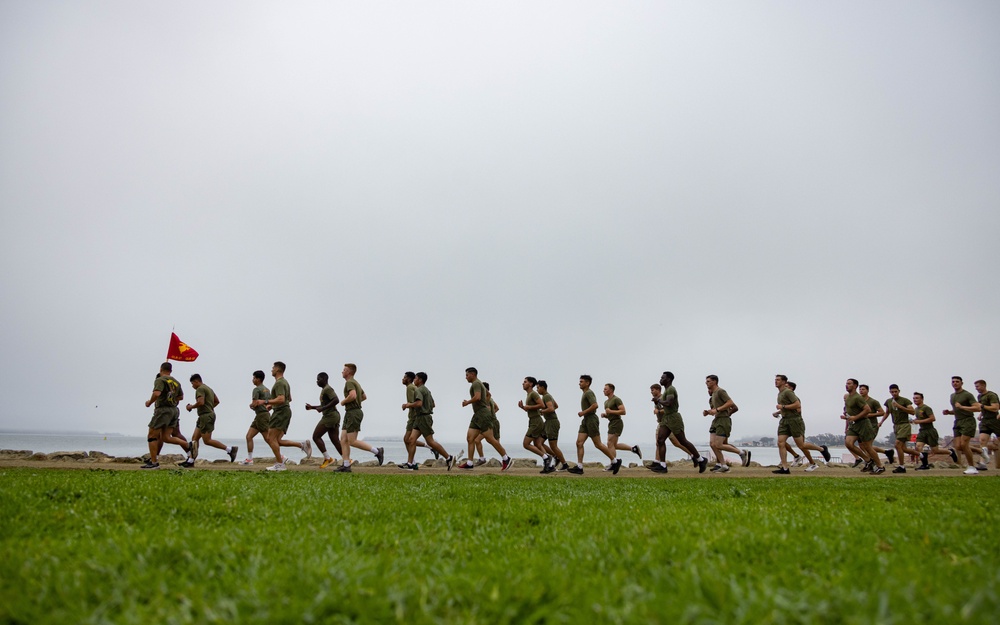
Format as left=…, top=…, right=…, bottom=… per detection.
left=142, top=362, right=999, bottom=476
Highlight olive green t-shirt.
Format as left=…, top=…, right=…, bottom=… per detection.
left=711, top=388, right=733, bottom=418
left=950, top=390, right=976, bottom=419
left=320, top=385, right=340, bottom=419
left=845, top=392, right=866, bottom=417
left=660, top=385, right=679, bottom=416
left=153, top=375, right=183, bottom=408
left=915, top=404, right=934, bottom=431
left=343, top=378, right=364, bottom=411
left=885, top=395, right=913, bottom=426
left=525, top=390, right=542, bottom=420
left=252, top=384, right=271, bottom=415
left=605, top=395, right=623, bottom=415
left=978, top=391, right=999, bottom=423
left=865, top=396, right=881, bottom=425
left=581, top=389, right=598, bottom=414
left=271, top=378, right=292, bottom=417
left=470, top=380, right=491, bottom=417
left=415, top=385, right=435, bottom=415
left=777, top=388, right=800, bottom=418
left=406, top=383, right=418, bottom=419
left=195, top=384, right=216, bottom=417
left=542, top=393, right=557, bottom=420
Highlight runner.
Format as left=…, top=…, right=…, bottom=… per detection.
left=470, top=382, right=503, bottom=464
left=253, top=361, right=309, bottom=472
left=403, top=372, right=455, bottom=470
left=882, top=384, right=921, bottom=473
left=840, top=378, right=883, bottom=474
left=568, top=375, right=617, bottom=475
left=183, top=374, right=237, bottom=465
left=975, top=379, right=999, bottom=470
left=860, top=384, right=894, bottom=465
left=704, top=375, right=750, bottom=472
left=650, top=373, right=707, bottom=473
left=336, top=363, right=384, bottom=473
left=142, top=363, right=195, bottom=469
left=942, top=376, right=981, bottom=475
left=538, top=380, right=568, bottom=473
left=909, top=392, right=952, bottom=469
left=518, top=376, right=550, bottom=468
left=457, top=368, right=512, bottom=471
left=771, top=375, right=829, bottom=474
left=242, top=370, right=271, bottom=465
left=304, top=372, right=342, bottom=469
left=601, top=383, right=641, bottom=471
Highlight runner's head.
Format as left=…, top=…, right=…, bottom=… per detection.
left=317, top=372, right=329, bottom=387
left=253, top=370, right=265, bottom=384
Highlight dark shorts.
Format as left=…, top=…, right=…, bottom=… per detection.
left=148, top=407, right=175, bottom=430
left=979, top=418, right=1000, bottom=437
left=847, top=419, right=874, bottom=441
left=526, top=416, right=545, bottom=439
left=413, top=414, right=434, bottom=437
left=343, top=408, right=364, bottom=434
left=953, top=417, right=976, bottom=439
left=492, top=417, right=501, bottom=439
left=251, top=411, right=270, bottom=433
left=579, top=414, right=600, bottom=437
left=196, top=412, right=216, bottom=433
left=270, top=408, right=292, bottom=434
left=916, top=428, right=939, bottom=447
left=544, top=418, right=560, bottom=441
left=607, top=417, right=624, bottom=437
left=468, top=412, right=493, bottom=433
left=894, top=422, right=912, bottom=442
left=320, top=410, right=341, bottom=430
left=777, top=417, right=805, bottom=438
left=660, top=413, right=684, bottom=435
left=709, top=416, right=732, bottom=438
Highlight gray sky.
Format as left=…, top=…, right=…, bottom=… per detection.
left=2, top=1, right=998, bottom=445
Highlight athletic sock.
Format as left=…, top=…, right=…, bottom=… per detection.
left=576, top=463, right=583, bottom=468
left=323, top=452, right=331, bottom=460
left=343, top=460, right=350, bottom=467
left=225, top=446, right=232, bottom=453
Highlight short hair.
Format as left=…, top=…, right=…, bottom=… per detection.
left=859, top=384, right=869, bottom=391
left=848, top=378, right=859, bottom=386
left=952, top=376, right=963, bottom=383
left=580, top=374, right=592, bottom=384
left=975, top=379, right=986, bottom=385
left=416, top=372, right=428, bottom=383
left=606, top=383, right=616, bottom=392
left=160, top=362, right=172, bottom=373
left=706, top=375, right=719, bottom=383
left=788, top=381, right=797, bottom=391
left=344, top=363, right=357, bottom=375
left=190, top=373, right=202, bottom=382
left=253, top=370, right=265, bottom=380
left=525, top=376, right=537, bottom=386
left=650, top=383, right=662, bottom=391
left=404, top=371, right=415, bottom=381
left=537, top=380, right=548, bottom=390
left=776, top=374, right=788, bottom=383
left=318, top=372, right=329, bottom=383
left=889, top=384, right=899, bottom=390
left=483, top=382, right=490, bottom=391
left=466, top=367, right=477, bottom=374
left=662, top=371, right=674, bottom=382
left=914, top=392, right=924, bottom=399
left=274, top=361, right=286, bottom=373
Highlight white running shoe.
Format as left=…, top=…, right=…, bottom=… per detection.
left=241, top=458, right=254, bottom=465
left=792, top=456, right=804, bottom=467
left=302, top=440, right=313, bottom=458
left=963, top=467, right=979, bottom=475
left=805, top=463, right=820, bottom=472
left=266, top=463, right=287, bottom=472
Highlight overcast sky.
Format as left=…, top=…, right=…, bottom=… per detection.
left=1, top=1, right=998, bottom=446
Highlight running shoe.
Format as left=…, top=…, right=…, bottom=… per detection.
left=302, top=440, right=312, bottom=459
left=861, top=461, right=872, bottom=473
left=228, top=446, right=239, bottom=463
left=805, top=463, right=820, bottom=472
left=501, top=457, right=513, bottom=471
left=821, top=445, right=832, bottom=464
left=319, top=457, right=333, bottom=469
left=568, top=466, right=584, bottom=475
left=334, top=464, right=351, bottom=473
left=557, top=463, right=569, bottom=472
left=742, top=450, right=752, bottom=467
left=140, top=461, right=159, bottom=470
left=892, top=466, right=906, bottom=473
left=920, top=451, right=929, bottom=465
left=691, top=455, right=699, bottom=469
left=178, top=459, right=195, bottom=468
left=949, top=449, right=959, bottom=463
left=698, top=457, right=708, bottom=473
left=650, top=464, right=667, bottom=473
left=374, top=447, right=385, bottom=466
left=241, top=458, right=254, bottom=466
left=612, top=458, right=622, bottom=475
left=603, top=464, right=613, bottom=472
left=266, top=463, right=286, bottom=472
left=474, top=458, right=487, bottom=467
left=915, top=464, right=930, bottom=471
left=872, top=466, right=886, bottom=474
left=446, top=456, right=455, bottom=472
left=963, top=467, right=979, bottom=475
left=791, top=456, right=804, bottom=467
left=631, top=445, right=642, bottom=459
left=885, top=449, right=895, bottom=464
left=851, top=458, right=863, bottom=468
left=772, top=467, right=790, bottom=474
left=710, top=464, right=723, bottom=472
left=458, top=461, right=475, bottom=470
left=190, top=439, right=199, bottom=460
left=718, top=464, right=730, bottom=473
left=739, top=450, right=748, bottom=466
left=432, top=449, right=440, bottom=460
left=976, top=463, right=988, bottom=471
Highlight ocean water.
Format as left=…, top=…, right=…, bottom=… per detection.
left=0, top=432, right=853, bottom=467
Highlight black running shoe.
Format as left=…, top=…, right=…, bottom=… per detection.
left=649, top=464, right=666, bottom=473
left=140, top=461, right=159, bottom=470
left=872, top=466, right=886, bottom=475
left=886, top=449, right=895, bottom=464
left=178, top=459, right=195, bottom=468
left=631, top=445, right=642, bottom=459
left=743, top=450, right=752, bottom=467
left=772, top=467, right=790, bottom=474
left=432, top=449, right=440, bottom=460
left=691, top=455, right=699, bottom=468
left=446, top=456, right=455, bottom=472
left=501, top=457, right=513, bottom=471
left=558, top=463, right=570, bottom=472
left=861, top=461, right=872, bottom=473
left=915, top=464, right=930, bottom=471
left=612, top=459, right=622, bottom=475
left=949, top=449, right=958, bottom=463
left=821, top=445, right=832, bottom=463
left=851, top=458, right=863, bottom=468
left=229, top=446, right=239, bottom=463
left=374, top=447, right=385, bottom=466
left=698, top=457, right=708, bottom=473
left=568, top=466, right=584, bottom=475
left=335, top=465, right=352, bottom=473
left=892, top=466, right=906, bottom=473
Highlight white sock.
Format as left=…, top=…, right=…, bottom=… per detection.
left=225, top=446, right=231, bottom=453
left=542, top=454, right=549, bottom=461
left=371, top=448, right=379, bottom=456
left=576, top=463, right=583, bottom=468
left=323, top=452, right=331, bottom=460
left=343, top=460, right=350, bottom=467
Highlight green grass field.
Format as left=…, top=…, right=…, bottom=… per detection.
left=0, top=468, right=997, bottom=624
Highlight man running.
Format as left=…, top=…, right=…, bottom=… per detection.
left=304, top=372, right=342, bottom=469
left=518, top=377, right=551, bottom=469
left=538, top=380, right=568, bottom=473
left=400, top=371, right=455, bottom=471
left=704, top=375, right=749, bottom=472
left=567, top=375, right=617, bottom=475
left=242, top=370, right=271, bottom=465
left=471, top=382, right=504, bottom=464
left=975, top=379, right=999, bottom=470
left=336, top=363, right=384, bottom=473
left=142, top=363, right=195, bottom=469
left=841, top=378, right=883, bottom=474
left=882, top=384, right=920, bottom=473
left=860, top=384, right=894, bottom=465
left=909, top=392, right=951, bottom=469
left=650, top=373, right=707, bottom=473
left=183, top=374, right=238, bottom=465
left=772, top=375, right=829, bottom=474
left=942, top=376, right=981, bottom=475
left=601, top=383, right=641, bottom=471
left=458, top=368, right=512, bottom=470
left=253, top=361, right=309, bottom=472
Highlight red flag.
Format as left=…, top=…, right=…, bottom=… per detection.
left=166, top=332, right=199, bottom=362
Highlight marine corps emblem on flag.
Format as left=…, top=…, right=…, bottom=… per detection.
left=166, top=332, right=199, bottom=362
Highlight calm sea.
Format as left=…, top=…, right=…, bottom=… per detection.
left=0, top=432, right=853, bottom=466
